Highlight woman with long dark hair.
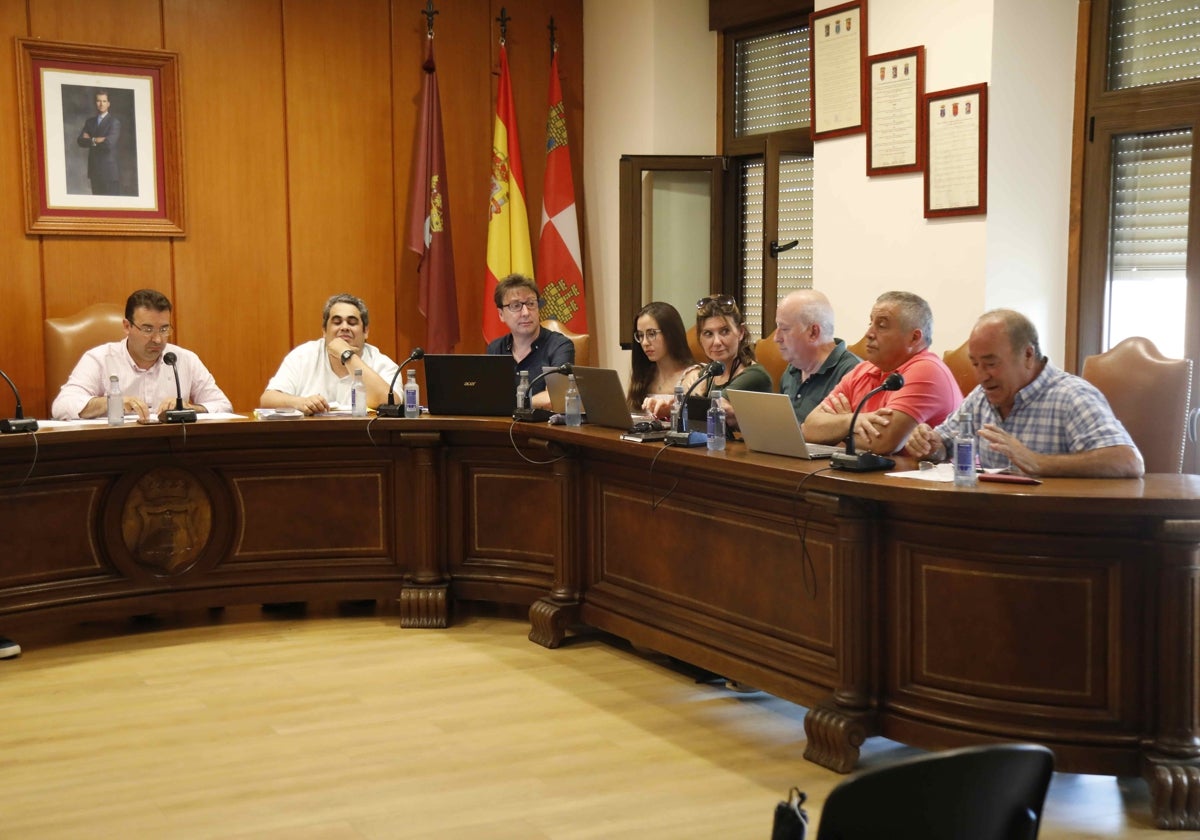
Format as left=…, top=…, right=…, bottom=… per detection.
left=627, top=301, right=701, bottom=410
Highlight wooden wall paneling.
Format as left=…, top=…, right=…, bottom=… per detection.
left=283, top=0, right=397, bottom=360
left=164, top=0, right=291, bottom=412
left=0, top=6, right=47, bottom=417
left=27, top=0, right=164, bottom=48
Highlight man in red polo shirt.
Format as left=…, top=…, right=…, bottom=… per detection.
left=802, top=291, right=961, bottom=455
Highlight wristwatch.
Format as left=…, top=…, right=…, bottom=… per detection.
left=340, top=349, right=356, bottom=366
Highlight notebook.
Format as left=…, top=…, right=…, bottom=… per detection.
left=545, top=366, right=649, bottom=430
left=424, top=354, right=516, bottom=416
left=724, top=390, right=840, bottom=459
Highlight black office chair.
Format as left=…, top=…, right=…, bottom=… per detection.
left=814, top=743, right=1054, bottom=840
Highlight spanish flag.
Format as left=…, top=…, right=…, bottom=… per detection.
left=537, top=49, right=587, bottom=334
left=483, top=44, right=534, bottom=343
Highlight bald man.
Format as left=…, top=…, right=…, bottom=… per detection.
left=906, top=309, right=1143, bottom=477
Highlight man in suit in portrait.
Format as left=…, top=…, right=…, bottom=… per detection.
left=77, top=90, right=121, bottom=195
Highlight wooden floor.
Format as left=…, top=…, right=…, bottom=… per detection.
left=0, top=603, right=1165, bottom=838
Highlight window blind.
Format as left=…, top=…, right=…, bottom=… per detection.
left=734, top=27, right=811, bottom=136
left=1109, top=129, right=1192, bottom=272
left=1108, top=0, right=1200, bottom=90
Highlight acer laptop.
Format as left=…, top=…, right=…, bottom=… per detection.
left=545, top=366, right=650, bottom=430
left=424, top=354, right=516, bottom=416
left=724, top=389, right=840, bottom=459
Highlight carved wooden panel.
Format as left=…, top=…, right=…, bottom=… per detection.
left=887, top=523, right=1142, bottom=729
left=0, top=482, right=105, bottom=582
left=229, top=468, right=390, bottom=562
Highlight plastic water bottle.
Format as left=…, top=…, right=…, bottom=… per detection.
left=670, top=384, right=685, bottom=433
left=953, top=408, right=977, bottom=487
left=707, top=390, right=726, bottom=452
left=404, top=370, right=420, bottom=419
left=351, top=369, right=367, bottom=417
left=516, top=370, right=530, bottom=411
left=106, top=375, right=123, bottom=426
left=564, top=374, right=582, bottom=427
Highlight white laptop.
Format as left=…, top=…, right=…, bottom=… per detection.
left=545, top=366, right=651, bottom=430
left=725, top=390, right=840, bottom=459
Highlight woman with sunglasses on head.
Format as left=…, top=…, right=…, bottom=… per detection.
left=644, top=295, right=773, bottom=420
left=627, top=302, right=702, bottom=411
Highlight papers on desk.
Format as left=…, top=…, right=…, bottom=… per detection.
left=36, top=412, right=248, bottom=428
left=888, top=462, right=956, bottom=482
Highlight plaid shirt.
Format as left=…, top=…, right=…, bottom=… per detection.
left=934, top=362, right=1135, bottom=471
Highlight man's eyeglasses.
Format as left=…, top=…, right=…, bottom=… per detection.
left=633, top=328, right=663, bottom=343
left=696, top=295, right=738, bottom=312
left=502, top=299, right=541, bottom=313
left=130, top=322, right=172, bottom=337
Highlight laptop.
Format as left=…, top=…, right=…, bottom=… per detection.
left=545, top=366, right=650, bottom=430
left=724, top=390, right=840, bottom=459
left=424, top=354, right=516, bottom=416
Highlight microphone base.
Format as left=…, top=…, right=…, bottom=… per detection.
left=163, top=409, right=198, bottom=424
left=665, top=430, right=708, bottom=448
left=513, top=408, right=553, bottom=423
left=375, top=401, right=403, bottom=418
left=830, top=451, right=895, bottom=472
left=0, top=417, right=38, bottom=433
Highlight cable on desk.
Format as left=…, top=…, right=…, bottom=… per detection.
left=507, top=419, right=569, bottom=465
left=790, top=465, right=832, bottom=600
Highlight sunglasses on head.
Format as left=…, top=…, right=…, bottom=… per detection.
left=696, top=295, right=738, bottom=311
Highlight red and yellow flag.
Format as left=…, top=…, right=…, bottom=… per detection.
left=483, top=44, right=534, bottom=343
left=537, top=50, right=587, bottom=334
left=407, top=37, right=459, bottom=353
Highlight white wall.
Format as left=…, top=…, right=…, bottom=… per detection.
left=584, top=0, right=1078, bottom=371
left=583, top=0, right=718, bottom=374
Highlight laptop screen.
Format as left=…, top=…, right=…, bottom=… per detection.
left=424, top=354, right=516, bottom=416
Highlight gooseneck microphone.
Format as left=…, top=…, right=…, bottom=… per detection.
left=514, top=363, right=573, bottom=422
left=830, top=372, right=904, bottom=471
left=665, top=361, right=726, bottom=447
left=162, top=352, right=198, bottom=423
left=0, top=369, right=38, bottom=433
left=377, top=347, right=426, bottom=418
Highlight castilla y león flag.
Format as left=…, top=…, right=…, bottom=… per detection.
left=537, top=49, right=587, bottom=334
left=483, top=44, right=534, bottom=343
left=407, top=36, right=459, bottom=353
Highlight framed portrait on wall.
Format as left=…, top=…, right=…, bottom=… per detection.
left=16, top=39, right=185, bottom=236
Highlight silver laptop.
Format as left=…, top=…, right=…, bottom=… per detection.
left=545, top=366, right=649, bottom=430
left=725, top=390, right=840, bottom=459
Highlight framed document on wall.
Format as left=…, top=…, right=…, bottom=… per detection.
left=16, top=38, right=186, bottom=236
left=923, top=83, right=987, bottom=218
left=810, top=0, right=867, bottom=140
left=866, top=46, right=924, bottom=175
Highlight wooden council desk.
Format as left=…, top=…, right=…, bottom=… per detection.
left=1, top=417, right=1198, bottom=829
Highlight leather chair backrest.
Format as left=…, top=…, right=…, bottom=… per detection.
left=541, top=318, right=590, bottom=367
left=846, top=333, right=869, bottom=362
left=685, top=325, right=705, bottom=366
left=942, top=340, right=976, bottom=397
left=816, top=743, right=1054, bottom=840
left=44, top=303, right=126, bottom=401
left=1081, top=336, right=1193, bottom=474
left=754, top=330, right=786, bottom=390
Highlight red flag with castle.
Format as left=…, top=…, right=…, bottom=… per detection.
left=483, top=44, right=535, bottom=343
left=407, top=36, right=459, bottom=353
left=537, top=49, right=587, bottom=333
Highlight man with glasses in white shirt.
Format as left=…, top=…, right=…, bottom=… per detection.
left=51, top=288, right=232, bottom=421
left=485, top=274, right=574, bottom=410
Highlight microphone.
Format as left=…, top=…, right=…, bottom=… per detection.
left=376, top=347, right=426, bottom=418
left=514, top=363, right=573, bottom=422
left=161, top=352, right=197, bottom=423
left=830, top=372, right=904, bottom=471
left=665, top=360, right=726, bottom=447
left=0, top=369, right=38, bottom=433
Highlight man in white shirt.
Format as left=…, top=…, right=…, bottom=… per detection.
left=260, top=293, right=400, bottom=414
left=51, top=289, right=232, bottom=421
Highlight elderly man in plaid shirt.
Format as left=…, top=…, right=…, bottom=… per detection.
left=905, top=309, right=1144, bottom=478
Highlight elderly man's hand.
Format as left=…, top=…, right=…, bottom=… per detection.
left=979, top=423, right=1041, bottom=475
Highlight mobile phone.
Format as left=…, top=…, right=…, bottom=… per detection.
left=978, top=472, right=1042, bottom=485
